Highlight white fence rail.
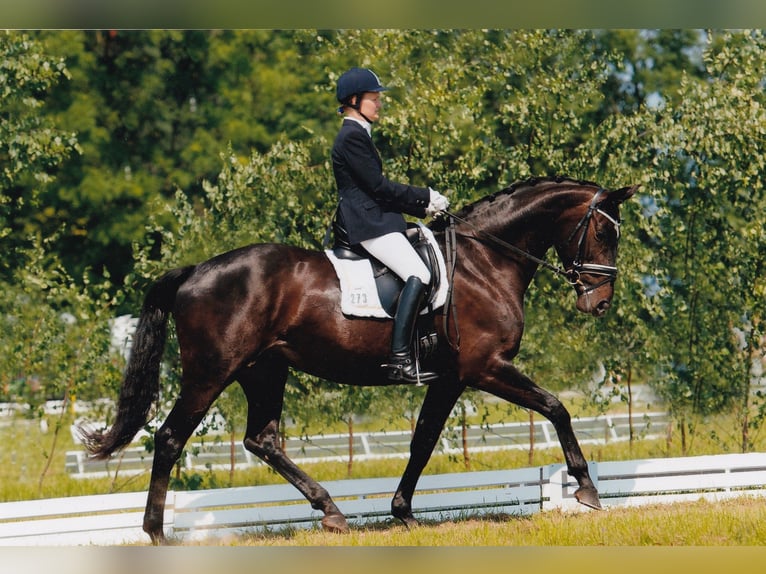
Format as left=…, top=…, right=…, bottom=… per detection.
left=1, top=452, right=765, bottom=546
left=65, top=412, right=671, bottom=478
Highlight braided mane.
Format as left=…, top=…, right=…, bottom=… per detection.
left=431, top=175, right=600, bottom=231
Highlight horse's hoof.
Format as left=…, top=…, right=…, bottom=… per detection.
left=145, top=523, right=167, bottom=546
left=574, top=486, right=602, bottom=510
left=148, top=532, right=167, bottom=546
left=397, top=514, right=420, bottom=529
left=321, top=513, right=350, bottom=533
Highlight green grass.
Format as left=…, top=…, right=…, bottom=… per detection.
left=218, top=497, right=766, bottom=546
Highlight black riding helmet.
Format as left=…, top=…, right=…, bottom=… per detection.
left=336, top=67, right=389, bottom=116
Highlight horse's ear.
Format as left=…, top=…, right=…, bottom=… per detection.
left=609, top=184, right=639, bottom=204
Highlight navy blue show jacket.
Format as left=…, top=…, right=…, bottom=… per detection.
left=331, top=119, right=430, bottom=245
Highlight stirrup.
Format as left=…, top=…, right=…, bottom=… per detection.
left=382, top=353, right=439, bottom=384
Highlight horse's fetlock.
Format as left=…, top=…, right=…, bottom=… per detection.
left=391, top=493, right=411, bottom=517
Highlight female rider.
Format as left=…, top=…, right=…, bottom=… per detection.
left=331, top=67, right=449, bottom=384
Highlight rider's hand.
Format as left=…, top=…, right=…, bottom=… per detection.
left=426, top=188, right=449, bottom=216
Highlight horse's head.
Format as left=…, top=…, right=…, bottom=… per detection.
left=555, top=184, right=638, bottom=316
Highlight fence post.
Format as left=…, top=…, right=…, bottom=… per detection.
left=542, top=464, right=566, bottom=510
left=164, top=491, right=176, bottom=538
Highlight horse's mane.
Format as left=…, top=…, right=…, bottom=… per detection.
left=430, top=175, right=600, bottom=231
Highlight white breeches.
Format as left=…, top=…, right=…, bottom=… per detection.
left=360, top=232, right=431, bottom=284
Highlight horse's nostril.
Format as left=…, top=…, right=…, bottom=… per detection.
left=596, top=300, right=611, bottom=314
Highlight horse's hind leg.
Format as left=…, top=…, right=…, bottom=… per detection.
left=474, top=364, right=602, bottom=510
left=391, top=376, right=466, bottom=527
left=143, top=380, right=223, bottom=544
left=239, top=357, right=349, bottom=533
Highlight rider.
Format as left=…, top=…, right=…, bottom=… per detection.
left=332, top=67, right=449, bottom=384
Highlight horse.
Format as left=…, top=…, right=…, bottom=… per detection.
left=80, top=176, right=636, bottom=544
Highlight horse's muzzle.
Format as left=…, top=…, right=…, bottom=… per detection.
left=592, top=298, right=611, bottom=317
left=575, top=285, right=613, bottom=317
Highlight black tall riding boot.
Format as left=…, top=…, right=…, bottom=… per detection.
left=382, top=276, right=439, bottom=384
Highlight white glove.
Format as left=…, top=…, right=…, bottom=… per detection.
left=425, top=188, right=449, bottom=216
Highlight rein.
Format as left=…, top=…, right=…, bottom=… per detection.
left=442, top=217, right=461, bottom=351
left=438, top=189, right=620, bottom=350
left=441, top=188, right=619, bottom=290
left=442, top=209, right=573, bottom=281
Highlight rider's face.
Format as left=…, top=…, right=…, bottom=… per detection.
left=357, top=92, right=382, bottom=122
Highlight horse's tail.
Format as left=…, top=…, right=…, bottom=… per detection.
left=79, top=265, right=196, bottom=460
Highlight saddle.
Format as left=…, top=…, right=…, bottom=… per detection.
left=330, top=218, right=441, bottom=317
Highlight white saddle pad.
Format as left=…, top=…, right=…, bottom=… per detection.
left=325, top=224, right=449, bottom=318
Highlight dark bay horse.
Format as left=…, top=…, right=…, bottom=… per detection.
left=81, top=176, right=636, bottom=544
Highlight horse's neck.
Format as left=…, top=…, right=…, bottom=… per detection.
left=460, top=185, right=591, bottom=275
left=470, top=190, right=555, bottom=252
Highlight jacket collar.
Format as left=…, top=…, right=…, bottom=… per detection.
left=344, top=116, right=372, bottom=137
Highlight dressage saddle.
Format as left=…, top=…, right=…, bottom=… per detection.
left=330, top=217, right=441, bottom=318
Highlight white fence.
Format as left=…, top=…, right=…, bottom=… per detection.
left=1, top=452, right=765, bottom=546
left=65, top=412, right=671, bottom=478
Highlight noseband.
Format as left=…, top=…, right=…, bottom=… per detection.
left=441, top=187, right=620, bottom=294
left=564, top=188, right=620, bottom=294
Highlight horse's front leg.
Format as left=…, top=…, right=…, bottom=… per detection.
left=391, top=376, right=466, bottom=527
left=474, top=363, right=602, bottom=510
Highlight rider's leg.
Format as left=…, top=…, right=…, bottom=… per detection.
left=360, top=232, right=438, bottom=383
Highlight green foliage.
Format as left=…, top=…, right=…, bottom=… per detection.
left=0, top=31, right=77, bottom=189
left=0, top=242, right=123, bottom=410
left=570, top=30, right=766, bottom=453
left=0, top=31, right=79, bottom=279
left=636, top=31, right=766, bottom=429
left=6, top=28, right=766, bottom=473
left=0, top=236, right=124, bottom=493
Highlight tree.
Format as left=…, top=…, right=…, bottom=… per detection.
left=0, top=31, right=79, bottom=278
left=581, top=30, right=766, bottom=454
left=0, top=238, right=124, bottom=495
left=14, top=28, right=766, bottom=463
left=17, top=31, right=336, bottom=296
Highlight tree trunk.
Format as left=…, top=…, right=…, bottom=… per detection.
left=741, top=404, right=750, bottom=454
left=740, top=355, right=752, bottom=454
left=739, top=328, right=759, bottom=454
left=528, top=409, right=535, bottom=465
left=461, top=404, right=470, bottom=470
left=229, top=429, right=236, bottom=485
left=37, top=375, right=75, bottom=496
left=347, top=416, right=354, bottom=477
left=626, top=362, right=634, bottom=454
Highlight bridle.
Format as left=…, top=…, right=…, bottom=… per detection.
left=442, top=187, right=621, bottom=294
left=564, top=188, right=620, bottom=294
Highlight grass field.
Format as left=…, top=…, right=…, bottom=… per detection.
left=219, top=497, right=766, bottom=546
